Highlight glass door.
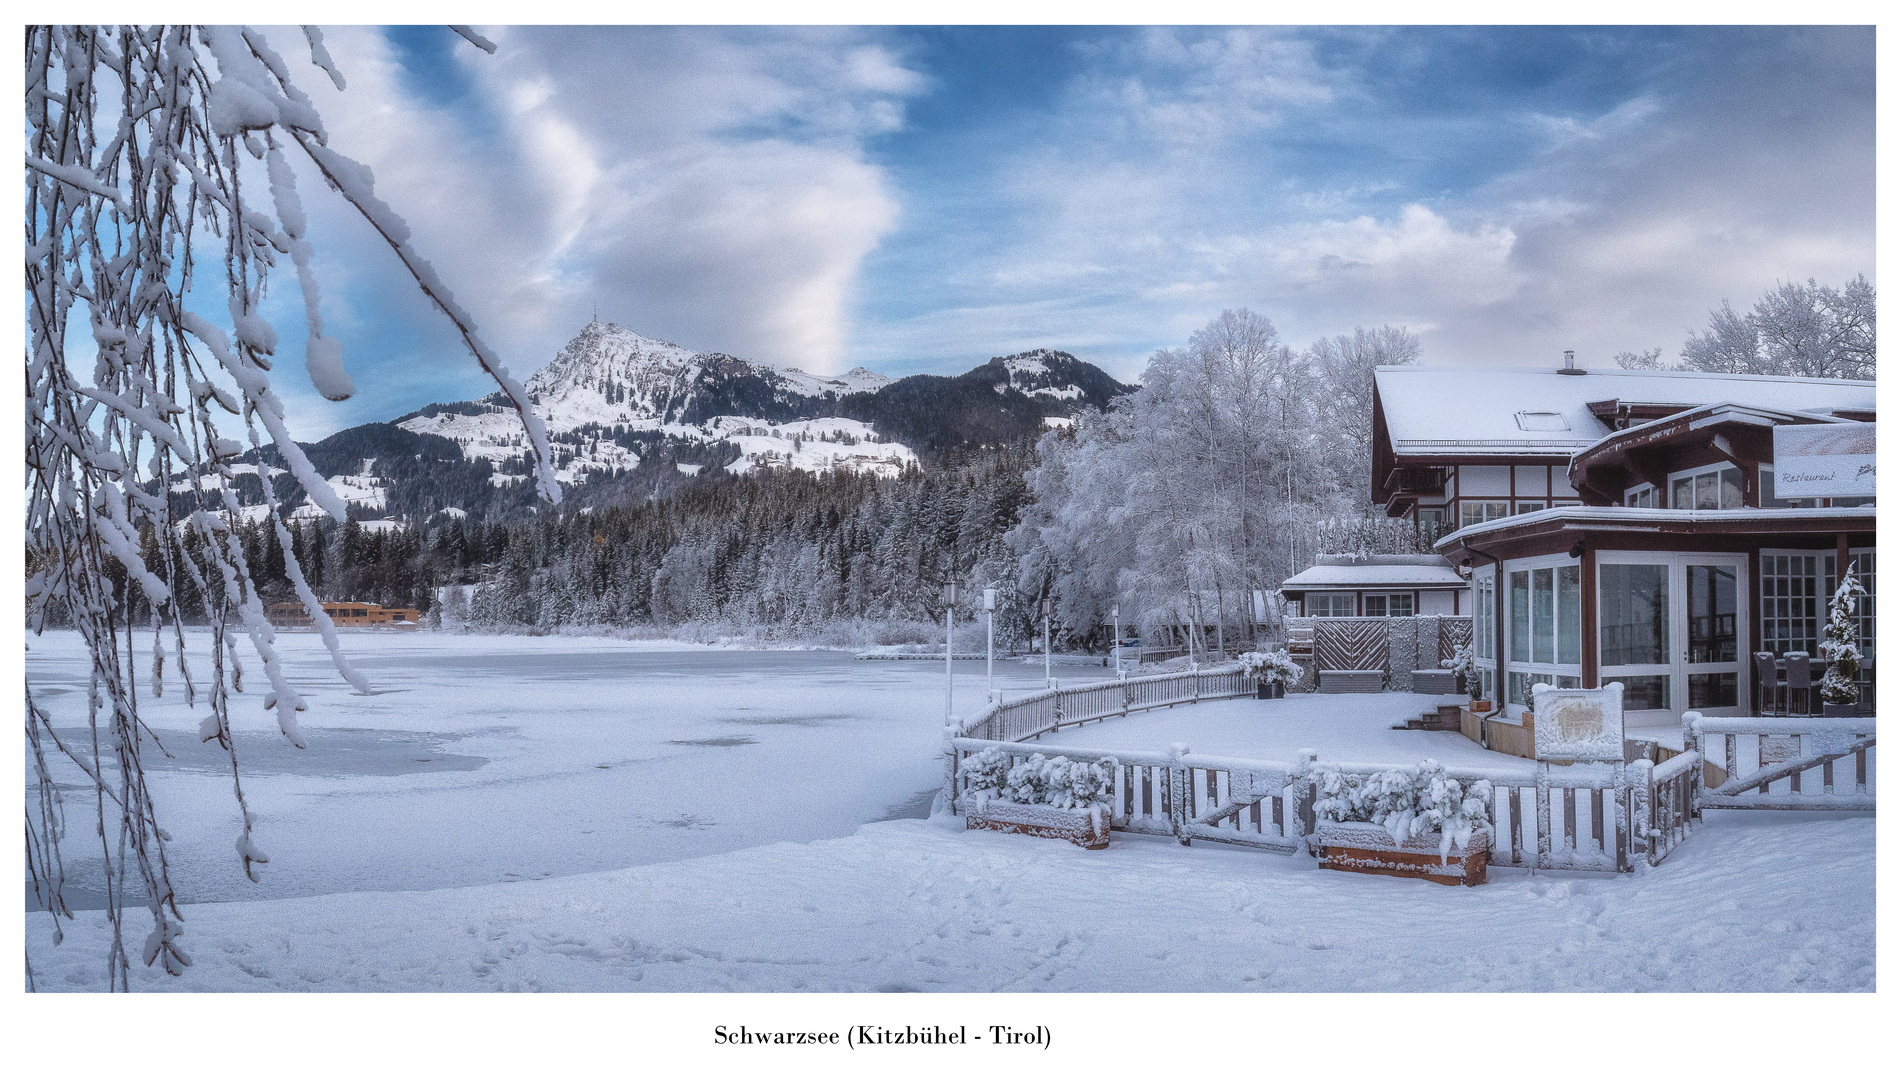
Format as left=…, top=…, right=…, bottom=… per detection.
left=1598, top=559, right=1675, bottom=723
left=1596, top=553, right=1750, bottom=723
left=1683, top=558, right=1746, bottom=715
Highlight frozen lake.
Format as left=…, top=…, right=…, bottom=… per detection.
left=24, top=629, right=1066, bottom=908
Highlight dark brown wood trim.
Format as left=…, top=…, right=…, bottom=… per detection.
left=1580, top=546, right=1598, bottom=689
left=1838, top=533, right=1851, bottom=582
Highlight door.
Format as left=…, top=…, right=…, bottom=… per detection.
left=1597, top=553, right=1749, bottom=724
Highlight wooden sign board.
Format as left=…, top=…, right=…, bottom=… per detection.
left=1773, top=422, right=1875, bottom=499
left=1531, top=683, right=1626, bottom=762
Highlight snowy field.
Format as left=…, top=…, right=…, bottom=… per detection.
left=24, top=630, right=1876, bottom=993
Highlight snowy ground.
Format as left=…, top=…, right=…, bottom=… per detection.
left=23, top=631, right=1876, bottom=993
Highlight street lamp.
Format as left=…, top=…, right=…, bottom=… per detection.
left=1042, top=597, right=1055, bottom=689
left=1112, top=602, right=1122, bottom=678
left=943, top=583, right=958, bottom=723
left=984, top=588, right=997, bottom=702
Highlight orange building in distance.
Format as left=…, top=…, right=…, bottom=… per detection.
left=266, top=601, right=423, bottom=629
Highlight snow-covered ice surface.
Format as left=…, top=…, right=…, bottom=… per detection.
left=24, top=630, right=1050, bottom=910
left=23, top=635, right=1874, bottom=992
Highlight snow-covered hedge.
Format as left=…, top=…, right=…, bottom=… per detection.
left=1240, top=649, right=1303, bottom=685
left=1308, top=759, right=1493, bottom=860
left=959, top=747, right=1116, bottom=810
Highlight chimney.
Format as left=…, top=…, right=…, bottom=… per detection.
left=1557, top=349, right=1584, bottom=375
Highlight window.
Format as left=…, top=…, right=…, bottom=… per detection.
left=1473, top=571, right=1496, bottom=701
left=1625, top=485, right=1656, bottom=508
left=1669, top=466, right=1744, bottom=510
left=1363, top=594, right=1414, bottom=618
left=1515, top=501, right=1546, bottom=515
left=1307, top=593, right=1355, bottom=617
left=1509, top=566, right=1580, bottom=668
left=1460, top=501, right=1509, bottom=529
left=1763, top=551, right=1876, bottom=662
left=1416, top=506, right=1445, bottom=527
left=1515, top=411, right=1570, bottom=432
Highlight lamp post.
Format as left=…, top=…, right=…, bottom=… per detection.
left=943, top=583, right=958, bottom=723
left=1112, top=602, right=1122, bottom=678
left=1042, top=597, right=1055, bottom=689
left=983, top=588, right=997, bottom=702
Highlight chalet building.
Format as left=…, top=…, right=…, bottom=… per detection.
left=1379, top=363, right=1878, bottom=726
left=1281, top=554, right=1468, bottom=617
left=266, top=601, right=423, bottom=629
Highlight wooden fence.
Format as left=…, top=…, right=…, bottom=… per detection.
left=947, top=700, right=1703, bottom=872
left=1684, top=713, right=1877, bottom=812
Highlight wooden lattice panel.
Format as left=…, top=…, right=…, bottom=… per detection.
left=1314, top=618, right=1389, bottom=675
left=1438, top=618, right=1473, bottom=665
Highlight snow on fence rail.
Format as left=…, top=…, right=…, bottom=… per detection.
left=945, top=667, right=1701, bottom=872
left=1686, top=713, right=1876, bottom=812
left=952, top=664, right=1254, bottom=744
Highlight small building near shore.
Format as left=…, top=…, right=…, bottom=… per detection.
left=266, top=601, right=423, bottom=629
left=1280, top=554, right=1469, bottom=618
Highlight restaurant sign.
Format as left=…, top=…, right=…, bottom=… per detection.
left=1772, top=422, right=1875, bottom=500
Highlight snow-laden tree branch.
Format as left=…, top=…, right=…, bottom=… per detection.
left=24, top=25, right=555, bottom=990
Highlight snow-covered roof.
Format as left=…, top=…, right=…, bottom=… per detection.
left=1282, top=557, right=1466, bottom=590
left=1375, top=367, right=1875, bottom=460
left=1434, top=504, right=1878, bottom=552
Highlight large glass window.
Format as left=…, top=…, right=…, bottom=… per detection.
left=1556, top=565, right=1581, bottom=664
left=1510, top=571, right=1531, bottom=663
left=1670, top=467, right=1745, bottom=510
left=1600, top=563, right=1669, bottom=666
left=1687, top=564, right=1738, bottom=664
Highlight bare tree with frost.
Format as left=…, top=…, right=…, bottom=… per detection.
left=24, top=25, right=557, bottom=989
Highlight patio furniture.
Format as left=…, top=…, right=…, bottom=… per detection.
left=1754, top=651, right=1783, bottom=716
left=1783, top=651, right=1813, bottom=716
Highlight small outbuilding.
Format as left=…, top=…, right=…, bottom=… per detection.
left=1281, top=554, right=1469, bottom=618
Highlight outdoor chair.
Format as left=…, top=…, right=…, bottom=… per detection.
left=1754, top=651, right=1782, bottom=716
left=1783, top=651, right=1813, bottom=716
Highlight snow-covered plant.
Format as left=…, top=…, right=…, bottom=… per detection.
left=1240, top=649, right=1301, bottom=685
left=957, top=746, right=1013, bottom=804
left=1442, top=642, right=1479, bottom=697
left=1820, top=574, right=1867, bottom=705
left=25, top=26, right=555, bottom=989
left=1309, top=759, right=1493, bottom=860
left=959, top=749, right=1115, bottom=809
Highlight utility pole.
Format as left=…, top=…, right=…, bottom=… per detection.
left=943, top=583, right=958, bottom=723
left=984, top=587, right=997, bottom=702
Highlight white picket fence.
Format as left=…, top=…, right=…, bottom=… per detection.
left=947, top=675, right=1703, bottom=872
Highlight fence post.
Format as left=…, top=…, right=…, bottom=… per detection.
left=1168, top=742, right=1191, bottom=845
left=1625, top=758, right=1652, bottom=870
left=944, top=726, right=961, bottom=817
left=1294, top=750, right=1319, bottom=853
left=1681, top=711, right=1704, bottom=820
left=1535, top=761, right=1552, bottom=871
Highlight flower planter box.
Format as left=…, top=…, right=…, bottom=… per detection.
left=1316, top=820, right=1490, bottom=887
left=1256, top=680, right=1286, bottom=699
left=1822, top=701, right=1860, bottom=717
left=1319, top=669, right=1384, bottom=694
left=966, top=800, right=1110, bottom=850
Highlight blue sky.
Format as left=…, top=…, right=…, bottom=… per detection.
left=261, top=25, right=1874, bottom=437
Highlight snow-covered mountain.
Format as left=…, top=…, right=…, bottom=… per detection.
left=211, top=322, right=1132, bottom=526
left=396, top=321, right=914, bottom=485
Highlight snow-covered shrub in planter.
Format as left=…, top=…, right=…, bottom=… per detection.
left=1241, top=649, right=1302, bottom=696
left=1442, top=643, right=1479, bottom=699
left=1308, top=759, right=1494, bottom=885
left=1820, top=575, right=1866, bottom=709
left=959, top=749, right=1116, bottom=849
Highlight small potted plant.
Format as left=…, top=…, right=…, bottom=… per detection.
left=959, top=747, right=1115, bottom=849
left=1307, top=759, right=1493, bottom=886
left=1820, top=575, right=1867, bottom=717
left=1240, top=649, right=1302, bottom=698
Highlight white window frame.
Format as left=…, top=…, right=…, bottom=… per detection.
left=1666, top=464, right=1745, bottom=510
left=1306, top=592, right=1356, bottom=618
left=1624, top=483, right=1656, bottom=508
left=1502, top=552, right=1584, bottom=714
left=1472, top=566, right=1497, bottom=703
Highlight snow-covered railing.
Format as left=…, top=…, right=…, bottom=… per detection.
left=1686, top=713, right=1876, bottom=812
left=953, top=664, right=1251, bottom=745
left=946, top=729, right=1694, bottom=872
